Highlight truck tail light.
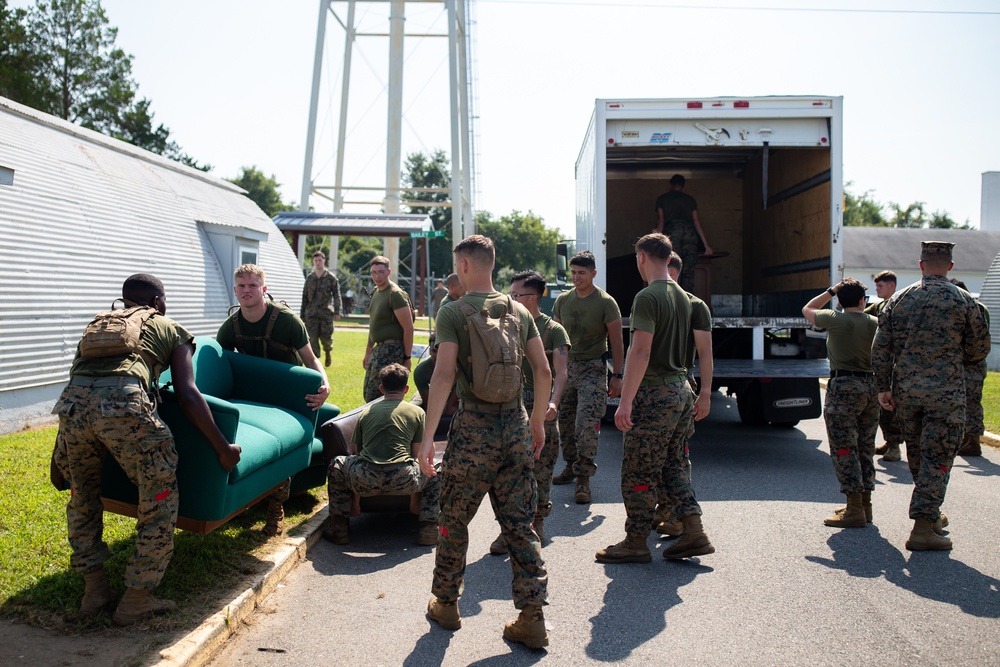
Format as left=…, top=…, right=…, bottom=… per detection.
left=734, top=101, right=750, bottom=108
left=687, top=101, right=703, bottom=109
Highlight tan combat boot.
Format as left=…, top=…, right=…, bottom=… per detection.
left=489, top=533, right=508, bottom=555
left=321, top=515, right=350, bottom=545
left=574, top=477, right=591, bottom=504
left=503, top=604, right=548, bottom=649
left=427, top=597, right=461, bottom=630
left=874, top=442, right=890, bottom=455
left=595, top=533, right=652, bottom=563
left=551, top=464, right=575, bottom=485
left=662, top=515, right=715, bottom=559
left=905, top=517, right=953, bottom=551
left=324, top=350, right=332, bottom=367
left=958, top=434, right=982, bottom=456
left=933, top=511, right=949, bottom=536
left=533, top=516, right=545, bottom=545
left=79, top=567, right=114, bottom=617
left=881, top=443, right=902, bottom=462
left=416, top=521, right=438, bottom=546
left=824, top=493, right=867, bottom=528
left=111, top=587, right=177, bottom=626
left=832, top=490, right=873, bottom=523
left=262, top=496, right=285, bottom=536
left=655, top=510, right=684, bottom=537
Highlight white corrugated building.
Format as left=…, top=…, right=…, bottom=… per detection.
left=980, top=252, right=1000, bottom=371
left=0, top=96, right=305, bottom=433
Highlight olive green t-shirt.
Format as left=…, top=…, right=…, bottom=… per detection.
left=351, top=398, right=425, bottom=465
left=814, top=310, right=877, bottom=373
left=435, top=291, right=539, bottom=402
left=71, top=313, right=192, bottom=390
left=654, top=190, right=698, bottom=223
left=685, top=293, right=712, bottom=368
left=629, top=280, right=692, bottom=384
left=216, top=304, right=308, bottom=366
left=368, top=280, right=410, bottom=344
left=523, top=313, right=571, bottom=392
left=552, top=287, right=621, bottom=361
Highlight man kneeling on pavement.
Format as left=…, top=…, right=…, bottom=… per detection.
left=323, top=363, right=440, bottom=546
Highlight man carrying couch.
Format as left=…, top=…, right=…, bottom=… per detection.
left=216, top=263, right=331, bottom=536
left=323, top=363, right=440, bottom=546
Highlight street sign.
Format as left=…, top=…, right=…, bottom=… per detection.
left=409, top=230, right=446, bottom=239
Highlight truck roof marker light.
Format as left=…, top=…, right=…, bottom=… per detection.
left=821, top=137, right=828, bottom=143
left=608, top=138, right=615, bottom=145
left=712, top=102, right=725, bottom=107
left=734, top=101, right=750, bottom=108
left=813, top=101, right=825, bottom=106
left=687, top=101, right=703, bottom=109
left=609, top=103, right=622, bottom=108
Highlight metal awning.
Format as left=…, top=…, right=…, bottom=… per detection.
left=272, top=211, right=432, bottom=237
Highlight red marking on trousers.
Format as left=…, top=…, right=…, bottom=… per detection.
left=155, top=489, right=171, bottom=501
left=836, top=449, right=852, bottom=456
left=440, top=526, right=448, bottom=536
left=939, top=465, right=949, bottom=473
left=594, top=424, right=600, bottom=430
left=633, top=485, right=649, bottom=491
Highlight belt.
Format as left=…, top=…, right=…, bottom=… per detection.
left=69, top=376, right=144, bottom=389
left=830, top=370, right=874, bottom=378
left=523, top=390, right=554, bottom=403
left=640, top=372, right=688, bottom=387
left=459, top=398, right=523, bottom=413
left=377, top=339, right=403, bottom=345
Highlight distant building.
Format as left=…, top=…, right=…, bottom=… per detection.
left=0, top=96, right=305, bottom=433
left=842, top=227, right=1000, bottom=300
left=980, top=252, right=1000, bottom=371
left=982, top=171, right=1000, bottom=232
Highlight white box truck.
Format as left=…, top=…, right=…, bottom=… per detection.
left=563, top=96, right=843, bottom=426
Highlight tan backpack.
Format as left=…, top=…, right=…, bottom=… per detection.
left=80, top=304, right=157, bottom=360
left=457, top=296, right=524, bottom=403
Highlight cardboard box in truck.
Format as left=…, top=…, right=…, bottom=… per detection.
left=563, top=96, right=843, bottom=426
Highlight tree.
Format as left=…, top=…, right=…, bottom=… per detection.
left=0, top=1, right=207, bottom=168
left=402, top=149, right=453, bottom=276
left=476, top=210, right=562, bottom=280
left=843, top=182, right=887, bottom=227
left=227, top=166, right=296, bottom=218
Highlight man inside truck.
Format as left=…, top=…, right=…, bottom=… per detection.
left=654, top=174, right=713, bottom=293
left=551, top=251, right=624, bottom=505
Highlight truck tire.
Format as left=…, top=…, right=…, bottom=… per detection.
left=736, top=381, right=767, bottom=426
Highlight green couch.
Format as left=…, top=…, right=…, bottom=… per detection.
left=99, top=336, right=340, bottom=533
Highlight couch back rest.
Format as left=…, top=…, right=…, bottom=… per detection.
left=182, top=336, right=234, bottom=398
left=320, top=398, right=383, bottom=458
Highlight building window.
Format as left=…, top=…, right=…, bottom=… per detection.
left=239, top=244, right=258, bottom=266
left=0, top=166, right=13, bottom=186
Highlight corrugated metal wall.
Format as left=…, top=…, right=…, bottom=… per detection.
left=981, top=252, right=1000, bottom=344
left=0, top=100, right=304, bottom=395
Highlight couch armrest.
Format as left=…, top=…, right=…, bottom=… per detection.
left=223, top=351, right=324, bottom=423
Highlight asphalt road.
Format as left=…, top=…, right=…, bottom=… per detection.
left=209, top=392, right=1000, bottom=666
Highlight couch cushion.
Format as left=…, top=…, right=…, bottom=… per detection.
left=228, top=423, right=286, bottom=483
left=231, top=400, right=314, bottom=452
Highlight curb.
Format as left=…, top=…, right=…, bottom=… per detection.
left=148, top=508, right=329, bottom=667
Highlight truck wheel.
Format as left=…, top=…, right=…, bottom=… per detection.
left=737, top=381, right=767, bottom=426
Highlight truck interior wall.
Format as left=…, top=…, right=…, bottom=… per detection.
left=605, top=174, right=744, bottom=295
left=742, top=148, right=831, bottom=294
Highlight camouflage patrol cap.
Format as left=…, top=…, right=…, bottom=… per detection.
left=920, top=241, right=954, bottom=261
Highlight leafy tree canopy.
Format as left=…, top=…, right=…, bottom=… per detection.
left=476, top=209, right=562, bottom=281
left=843, top=181, right=970, bottom=229
left=227, top=166, right=296, bottom=218
left=0, top=0, right=208, bottom=169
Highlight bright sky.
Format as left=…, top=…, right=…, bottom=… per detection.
left=12, top=0, right=1000, bottom=237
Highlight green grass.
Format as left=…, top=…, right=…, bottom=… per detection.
left=0, top=330, right=427, bottom=630
left=983, top=371, right=1000, bottom=436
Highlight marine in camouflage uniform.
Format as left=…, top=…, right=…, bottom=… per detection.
left=804, top=279, right=880, bottom=528
left=871, top=241, right=991, bottom=550
left=954, top=282, right=991, bottom=456
left=654, top=174, right=712, bottom=293
left=325, top=365, right=440, bottom=545
left=301, top=252, right=343, bottom=364
left=598, top=234, right=713, bottom=563
left=418, top=235, right=552, bottom=647
left=865, top=292, right=904, bottom=457
left=363, top=257, right=414, bottom=403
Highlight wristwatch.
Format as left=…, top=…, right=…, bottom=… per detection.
left=826, top=287, right=836, bottom=296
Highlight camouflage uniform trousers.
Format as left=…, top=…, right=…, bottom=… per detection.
left=895, top=402, right=965, bottom=522
left=557, top=358, right=607, bottom=478
left=622, top=381, right=696, bottom=536
left=533, top=406, right=560, bottom=520
left=52, top=384, right=179, bottom=590
left=656, top=408, right=695, bottom=524
left=965, top=361, right=987, bottom=436
left=328, top=456, right=441, bottom=522
left=433, top=405, right=547, bottom=609
left=304, top=312, right=335, bottom=357
left=363, top=340, right=407, bottom=403
left=823, top=375, right=880, bottom=494
left=663, top=219, right=699, bottom=293
left=878, top=403, right=904, bottom=446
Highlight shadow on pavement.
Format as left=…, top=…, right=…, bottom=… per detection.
left=806, top=527, right=1000, bottom=617
left=309, top=513, right=431, bottom=576
left=954, top=452, right=1000, bottom=479
left=587, top=559, right=712, bottom=662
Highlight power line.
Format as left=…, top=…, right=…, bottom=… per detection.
left=477, top=1, right=1000, bottom=16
